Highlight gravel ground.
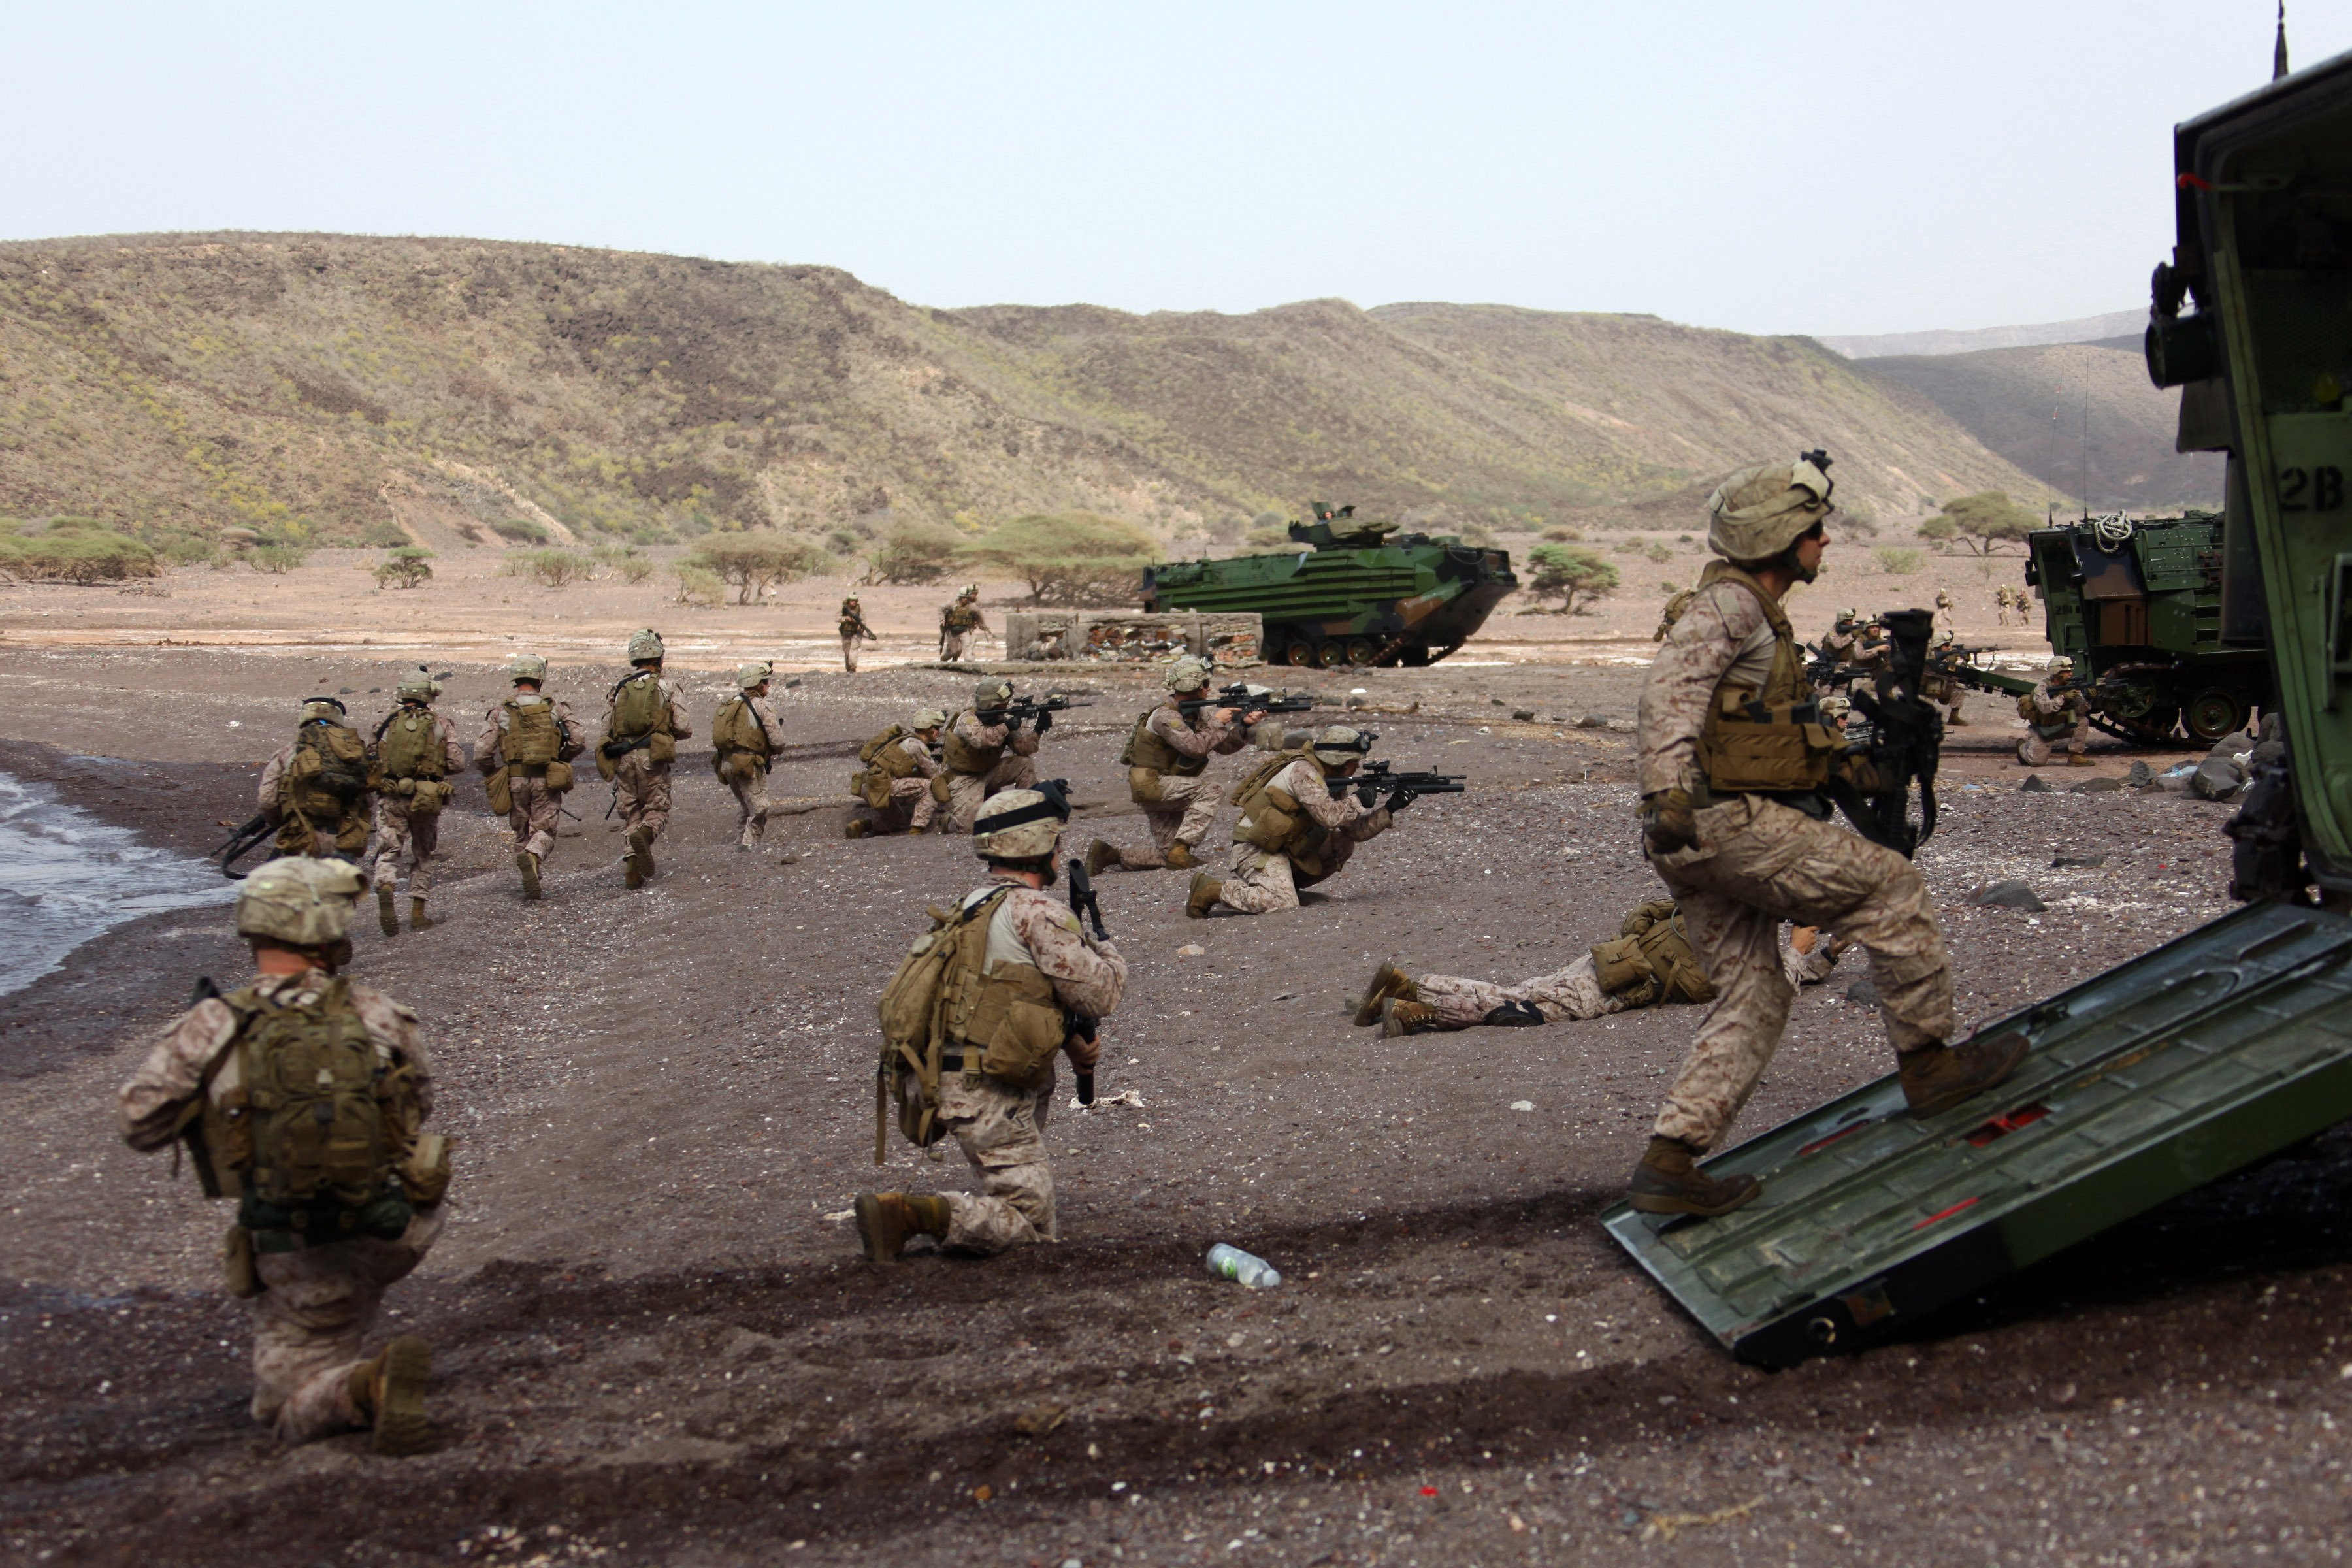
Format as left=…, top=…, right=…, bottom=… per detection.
left=3, top=646, right=2345, bottom=1568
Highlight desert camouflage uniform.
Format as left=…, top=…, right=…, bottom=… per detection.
left=894, top=882, right=1126, bottom=1252
left=257, top=741, right=372, bottom=858
left=1106, top=698, right=1251, bottom=869
left=2017, top=678, right=2091, bottom=764
left=940, top=602, right=988, bottom=663
left=1640, top=578, right=1955, bottom=1151
left=1216, top=756, right=1392, bottom=915
left=941, top=711, right=1039, bottom=833
left=721, top=693, right=790, bottom=847
left=840, top=605, right=870, bottom=674
left=117, top=970, right=444, bottom=1445
left=1416, top=928, right=1836, bottom=1028
left=857, top=732, right=942, bottom=835
left=370, top=717, right=466, bottom=898
left=476, top=696, right=583, bottom=862
left=613, top=679, right=694, bottom=843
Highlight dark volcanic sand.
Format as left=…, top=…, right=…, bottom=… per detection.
left=3, top=648, right=2345, bottom=1567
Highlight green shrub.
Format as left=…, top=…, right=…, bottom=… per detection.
left=1612, top=538, right=1644, bottom=555
left=618, top=553, right=655, bottom=584
left=161, top=536, right=220, bottom=568
left=957, top=512, right=1158, bottom=606
left=864, top=517, right=962, bottom=585
left=248, top=544, right=308, bottom=574
left=1918, top=492, right=2036, bottom=553
left=689, top=535, right=826, bottom=603
left=1875, top=546, right=1925, bottom=576
left=358, top=519, right=410, bottom=548
left=490, top=517, right=551, bottom=545
left=1541, top=525, right=1583, bottom=542
left=0, top=529, right=161, bottom=583
left=1524, top=543, right=1620, bottom=614
left=504, top=549, right=595, bottom=588
left=1646, top=542, right=1673, bottom=564
left=375, top=547, right=434, bottom=590
left=673, top=563, right=725, bottom=606
left=826, top=527, right=860, bottom=554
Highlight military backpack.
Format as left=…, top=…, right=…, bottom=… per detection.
left=711, top=695, right=772, bottom=779
left=282, top=721, right=374, bottom=815
left=374, top=706, right=447, bottom=781
left=852, top=725, right=920, bottom=808
left=598, top=671, right=676, bottom=778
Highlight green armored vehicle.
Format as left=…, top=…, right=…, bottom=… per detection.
left=2023, top=509, right=2274, bottom=742
left=1139, top=502, right=1517, bottom=668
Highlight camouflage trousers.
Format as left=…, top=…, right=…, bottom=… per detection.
left=369, top=798, right=443, bottom=896
left=1107, top=774, right=1220, bottom=869
left=841, top=634, right=861, bottom=674
left=899, top=1070, right=1056, bottom=1254
left=856, top=776, right=938, bottom=835
left=276, top=802, right=370, bottom=860
left=613, top=753, right=674, bottom=840
left=940, top=632, right=968, bottom=662
left=942, top=755, right=1036, bottom=834
left=1648, top=796, right=1953, bottom=1150
left=1415, top=953, right=1624, bottom=1029
left=250, top=1206, right=444, bottom=1444
left=1216, top=837, right=1360, bottom=915
left=724, top=762, right=770, bottom=846
left=505, top=775, right=566, bottom=862
left=2017, top=719, right=2089, bottom=764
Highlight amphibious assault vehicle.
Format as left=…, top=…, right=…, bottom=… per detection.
left=2023, top=508, right=2274, bottom=742
left=1138, top=503, right=1516, bottom=668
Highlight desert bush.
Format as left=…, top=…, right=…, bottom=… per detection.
left=690, top=536, right=826, bottom=603
left=1541, top=525, right=1584, bottom=542
left=1612, top=538, right=1644, bottom=555
left=1453, top=521, right=1499, bottom=547
left=1837, top=500, right=1880, bottom=537
left=826, top=527, right=860, bottom=554
left=865, top=517, right=962, bottom=585
left=161, top=536, right=220, bottom=568
left=374, top=547, right=434, bottom=590
left=490, top=517, right=551, bottom=545
left=958, top=512, right=1158, bottom=607
left=1918, top=492, right=2037, bottom=553
left=673, top=563, right=724, bottom=606
left=1646, top=542, right=1673, bottom=564
left=0, top=527, right=161, bottom=584
left=502, top=549, right=595, bottom=588
left=1874, top=547, right=1925, bottom=576
left=357, top=519, right=409, bottom=548
left=248, top=544, right=308, bottom=574
left=1245, top=526, right=1285, bottom=550
left=617, top=553, right=654, bottom=584
left=1208, top=515, right=1247, bottom=542
left=1524, top=543, right=1620, bottom=614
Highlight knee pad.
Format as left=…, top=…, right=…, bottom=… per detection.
left=1482, top=1000, right=1546, bottom=1027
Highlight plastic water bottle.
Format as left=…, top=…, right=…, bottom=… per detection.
left=1207, top=1243, right=1282, bottom=1288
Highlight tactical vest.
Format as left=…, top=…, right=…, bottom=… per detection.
left=940, top=711, right=1003, bottom=776
left=713, top=695, right=773, bottom=765
left=601, top=672, right=676, bottom=774
left=1590, top=900, right=1714, bottom=1009
left=943, top=604, right=981, bottom=632
left=282, top=721, right=373, bottom=815
left=501, top=696, right=564, bottom=769
left=1119, top=706, right=1209, bottom=777
left=190, top=980, right=426, bottom=1245
left=1691, top=564, right=1841, bottom=796
left=374, top=705, right=446, bottom=781
left=1230, top=752, right=1331, bottom=874
left=852, top=725, right=920, bottom=808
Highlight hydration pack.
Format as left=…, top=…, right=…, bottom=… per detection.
left=373, top=706, right=446, bottom=781
left=284, top=721, right=373, bottom=806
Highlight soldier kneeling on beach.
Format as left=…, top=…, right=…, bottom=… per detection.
left=117, top=857, right=451, bottom=1454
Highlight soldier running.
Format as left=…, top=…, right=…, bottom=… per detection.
left=368, top=668, right=465, bottom=934
left=476, top=654, right=583, bottom=901
left=839, top=596, right=874, bottom=674
left=117, top=857, right=451, bottom=1454
left=596, top=629, right=694, bottom=887
left=1086, top=656, right=1265, bottom=875
left=258, top=698, right=376, bottom=859
left=1630, top=452, right=2025, bottom=1216
left=711, top=662, right=789, bottom=849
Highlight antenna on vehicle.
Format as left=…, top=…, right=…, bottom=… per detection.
left=2080, top=346, right=2092, bottom=522
left=2274, top=1, right=2291, bottom=80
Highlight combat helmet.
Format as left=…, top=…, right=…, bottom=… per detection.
left=910, top=708, right=948, bottom=732
left=301, top=697, right=348, bottom=723
left=972, top=783, right=1071, bottom=864
left=506, top=653, right=549, bottom=685
left=396, top=666, right=441, bottom=702
left=959, top=583, right=979, bottom=600
left=973, top=677, right=1015, bottom=710
left=1164, top=655, right=1213, bottom=693
left=626, top=628, right=666, bottom=664
left=235, top=855, right=368, bottom=949
left=1311, top=725, right=1375, bottom=768
left=1707, top=451, right=1835, bottom=564
left=735, top=661, right=772, bottom=691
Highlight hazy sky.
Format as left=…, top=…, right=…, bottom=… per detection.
left=5, top=1, right=2334, bottom=336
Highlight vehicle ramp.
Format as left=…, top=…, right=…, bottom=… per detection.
left=1603, top=900, right=2352, bottom=1366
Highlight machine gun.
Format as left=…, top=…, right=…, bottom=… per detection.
left=1829, top=607, right=1942, bottom=858
left=976, top=693, right=1092, bottom=733
left=1064, top=855, right=1109, bottom=1106
left=213, top=812, right=277, bottom=879
left=1175, top=683, right=1315, bottom=720
left=1330, top=759, right=1467, bottom=809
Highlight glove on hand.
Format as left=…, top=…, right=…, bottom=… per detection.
left=1641, top=788, right=1697, bottom=854
left=1033, top=709, right=1053, bottom=736
left=1387, top=789, right=1419, bottom=812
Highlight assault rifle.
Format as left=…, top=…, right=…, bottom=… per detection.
left=1330, top=759, right=1467, bottom=809
left=1925, top=643, right=2036, bottom=699
left=214, top=812, right=277, bottom=879
left=976, top=693, right=1092, bottom=734
left=1064, top=855, right=1109, bottom=1107
left=1829, top=606, right=1943, bottom=858
left=1175, top=683, right=1315, bottom=720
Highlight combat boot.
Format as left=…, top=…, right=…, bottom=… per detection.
left=907, top=826, right=928, bottom=836
left=844, top=819, right=869, bottom=840
left=1164, top=841, right=1198, bottom=871
left=1185, top=872, right=1224, bottom=919
left=854, top=1192, right=950, bottom=1262
left=1899, top=1030, right=2031, bottom=1119
left=409, top=897, right=434, bottom=932
left=625, top=826, right=652, bottom=889
left=2066, top=753, right=2096, bottom=768
left=1380, top=998, right=1438, bottom=1037
left=1352, top=960, right=1416, bottom=1026
left=1627, top=1136, right=1760, bottom=1217
left=377, top=887, right=399, bottom=938
left=516, top=851, right=541, bottom=901
left=346, top=1334, right=433, bottom=1456
left=632, top=826, right=657, bottom=881
left=1086, top=838, right=1120, bottom=877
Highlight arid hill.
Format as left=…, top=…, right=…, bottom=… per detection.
left=1, top=232, right=2063, bottom=547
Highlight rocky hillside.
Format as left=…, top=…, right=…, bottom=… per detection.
left=0, top=233, right=2061, bottom=547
